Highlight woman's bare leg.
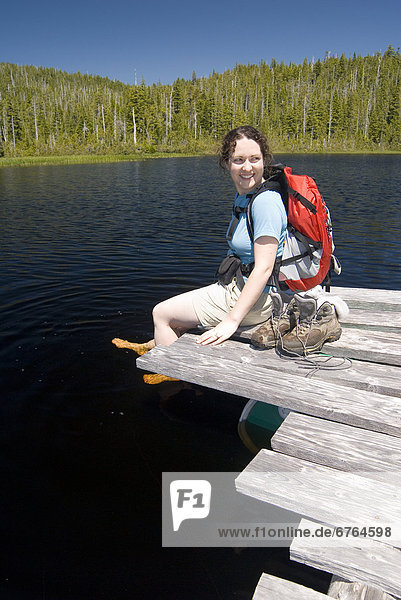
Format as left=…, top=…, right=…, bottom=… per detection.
left=153, top=290, right=200, bottom=346
left=141, top=291, right=200, bottom=383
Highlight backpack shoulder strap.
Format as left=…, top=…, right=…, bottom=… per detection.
left=227, top=192, right=252, bottom=241
left=226, top=203, right=246, bottom=241
left=246, top=164, right=288, bottom=242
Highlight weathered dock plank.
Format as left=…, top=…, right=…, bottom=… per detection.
left=271, top=412, right=401, bottom=485
left=155, top=334, right=401, bottom=398
left=328, top=576, right=394, bottom=600
left=253, top=573, right=394, bottom=600
left=137, top=336, right=401, bottom=437
left=236, top=325, right=401, bottom=365
left=252, top=573, right=331, bottom=599
left=329, top=287, right=401, bottom=307
left=235, top=450, right=401, bottom=533
left=322, top=328, right=401, bottom=366
left=291, top=519, right=401, bottom=599
left=340, top=308, right=401, bottom=329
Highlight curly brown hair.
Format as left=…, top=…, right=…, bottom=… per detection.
left=218, top=126, right=274, bottom=178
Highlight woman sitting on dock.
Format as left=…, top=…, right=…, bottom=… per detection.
left=113, top=125, right=288, bottom=380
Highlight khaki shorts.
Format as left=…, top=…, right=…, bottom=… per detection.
left=191, top=278, right=272, bottom=328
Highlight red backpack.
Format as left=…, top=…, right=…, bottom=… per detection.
left=246, top=164, right=337, bottom=292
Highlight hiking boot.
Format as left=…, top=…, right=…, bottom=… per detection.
left=251, top=291, right=299, bottom=349
left=278, top=296, right=342, bottom=355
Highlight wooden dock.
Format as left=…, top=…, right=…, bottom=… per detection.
left=136, top=286, right=401, bottom=599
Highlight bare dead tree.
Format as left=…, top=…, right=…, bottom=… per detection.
left=132, top=106, right=137, bottom=145
left=11, top=114, right=15, bottom=149
left=101, top=104, right=106, bottom=133
left=33, top=101, right=39, bottom=142
left=169, top=86, right=173, bottom=129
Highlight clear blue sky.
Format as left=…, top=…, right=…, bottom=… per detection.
left=1, top=0, right=400, bottom=85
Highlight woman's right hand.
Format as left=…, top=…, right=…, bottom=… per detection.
left=196, top=315, right=240, bottom=346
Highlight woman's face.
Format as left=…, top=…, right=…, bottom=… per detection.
left=228, top=136, right=264, bottom=195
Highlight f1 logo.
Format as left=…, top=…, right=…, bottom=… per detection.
left=170, top=480, right=211, bottom=531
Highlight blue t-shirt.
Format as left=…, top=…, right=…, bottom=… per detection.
left=226, top=190, right=287, bottom=265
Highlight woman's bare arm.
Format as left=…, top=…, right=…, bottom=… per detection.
left=197, top=235, right=278, bottom=345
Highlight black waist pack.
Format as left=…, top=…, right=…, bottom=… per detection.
left=216, top=254, right=280, bottom=288
left=215, top=255, right=242, bottom=285
left=216, top=254, right=255, bottom=286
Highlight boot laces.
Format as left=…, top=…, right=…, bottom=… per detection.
left=295, top=319, right=313, bottom=337
left=274, top=301, right=349, bottom=374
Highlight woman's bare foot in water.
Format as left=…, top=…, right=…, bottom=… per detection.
left=112, top=339, right=178, bottom=383
left=143, top=373, right=179, bottom=384
left=112, top=338, right=155, bottom=355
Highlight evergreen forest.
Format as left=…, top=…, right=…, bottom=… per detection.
left=1, top=45, right=401, bottom=158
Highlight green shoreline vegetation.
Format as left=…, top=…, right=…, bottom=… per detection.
left=2, top=148, right=401, bottom=169
left=0, top=152, right=209, bottom=168
left=1, top=45, right=400, bottom=165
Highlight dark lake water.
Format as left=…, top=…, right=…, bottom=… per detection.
left=1, top=155, right=400, bottom=599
